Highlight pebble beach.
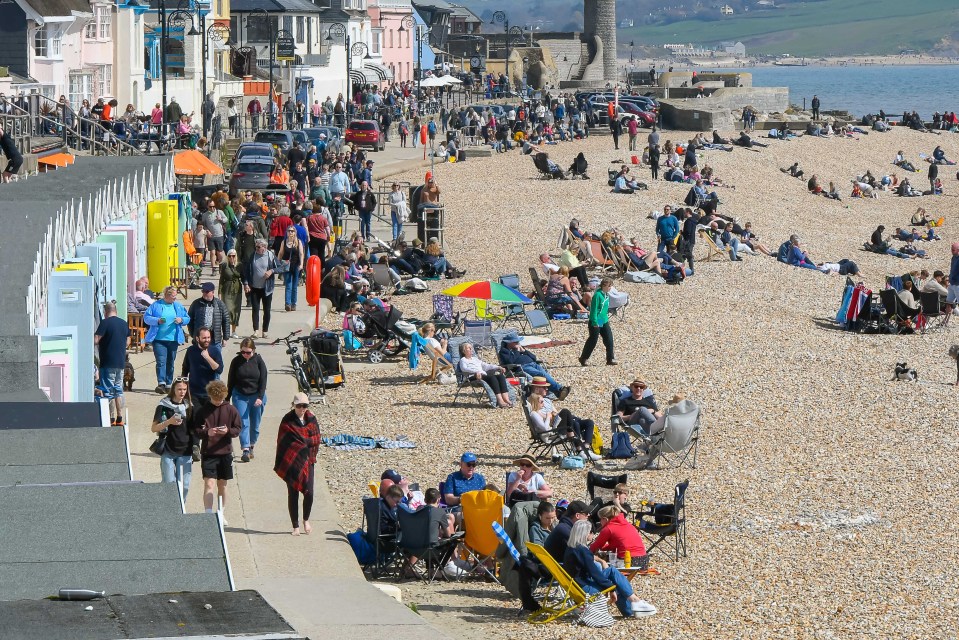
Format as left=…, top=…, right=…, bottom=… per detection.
left=317, top=124, right=959, bottom=638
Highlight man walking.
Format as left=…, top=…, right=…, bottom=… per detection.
left=188, top=282, right=231, bottom=347
left=95, top=302, right=130, bottom=426
left=181, top=326, right=223, bottom=406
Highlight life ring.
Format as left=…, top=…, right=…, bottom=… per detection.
left=305, top=255, right=322, bottom=306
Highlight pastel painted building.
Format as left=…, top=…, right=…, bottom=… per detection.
left=371, top=0, right=413, bottom=83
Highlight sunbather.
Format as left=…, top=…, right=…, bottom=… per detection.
left=458, top=342, right=513, bottom=408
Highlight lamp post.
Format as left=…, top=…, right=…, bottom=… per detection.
left=165, top=7, right=199, bottom=132
left=202, top=23, right=231, bottom=138
left=252, top=7, right=274, bottom=126
left=325, top=23, right=352, bottom=107
left=159, top=0, right=168, bottom=124
left=398, top=16, right=429, bottom=113
left=490, top=11, right=509, bottom=91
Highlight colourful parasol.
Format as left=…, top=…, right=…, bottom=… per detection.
left=442, top=280, right=533, bottom=303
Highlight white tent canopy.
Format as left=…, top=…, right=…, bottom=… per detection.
left=420, top=76, right=447, bottom=87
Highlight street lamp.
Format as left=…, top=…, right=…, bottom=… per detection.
left=490, top=12, right=526, bottom=96
left=398, top=15, right=429, bottom=111
left=326, top=22, right=359, bottom=108
left=252, top=7, right=274, bottom=125
left=202, top=23, right=231, bottom=137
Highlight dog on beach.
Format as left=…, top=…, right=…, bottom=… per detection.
left=892, top=362, right=918, bottom=382
left=123, top=356, right=135, bottom=391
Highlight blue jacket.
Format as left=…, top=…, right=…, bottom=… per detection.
left=951, top=255, right=959, bottom=285
left=655, top=214, right=679, bottom=242
left=789, top=244, right=810, bottom=267
left=564, top=544, right=613, bottom=590
left=143, top=300, right=190, bottom=344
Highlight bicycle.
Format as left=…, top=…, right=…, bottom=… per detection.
left=273, top=329, right=318, bottom=395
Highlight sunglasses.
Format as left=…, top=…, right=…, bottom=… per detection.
left=173, top=376, right=189, bottom=383
left=295, top=403, right=309, bottom=409
left=519, top=462, right=533, bottom=468
left=240, top=350, right=254, bottom=355
left=464, top=462, right=477, bottom=468
left=631, top=383, right=646, bottom=389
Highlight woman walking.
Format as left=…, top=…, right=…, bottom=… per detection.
left=242, top=239, right=278, bottom=339
left=151, top=379, right=194, bottom=501
left=277, top=226, right=305, bottom=311
left=144, top=286, right=190, bottom=393
left=274, top=393, right=322, bottom=536
left=219, top=250, right=243, bottom=338
left=579, top=277, right=617, bottom=366
left=227, top=337, right=268, bottom=463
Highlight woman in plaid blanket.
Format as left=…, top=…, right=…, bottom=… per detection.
left=274, top=393, right=321, bottom=536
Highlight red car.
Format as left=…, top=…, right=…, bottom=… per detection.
left=619, top=102, right=656, bottom=126
left=345, top=120, right=385, bottom=152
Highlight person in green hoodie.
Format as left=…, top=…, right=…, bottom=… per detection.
left=579, top=277, right=617, bottom=366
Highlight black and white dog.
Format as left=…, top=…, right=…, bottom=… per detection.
left=893, top=362, right=918, bottom=382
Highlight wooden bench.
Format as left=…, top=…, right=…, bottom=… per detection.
left=127, top=312, right=146, bottom=353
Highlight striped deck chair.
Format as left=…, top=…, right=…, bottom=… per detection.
left=525, top=543, right=616, bottom=624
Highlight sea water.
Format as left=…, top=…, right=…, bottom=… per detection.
left=707, top=64, right=959, bottom=118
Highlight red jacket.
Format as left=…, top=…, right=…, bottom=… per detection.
left=270, top=214, right=293, bottom=239
left=589, top=512, right=647, bottom=559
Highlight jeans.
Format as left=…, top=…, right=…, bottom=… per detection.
left=583, top=565, right=636, bottom=616
left=727, top=237, right=740, bottom=260
left=581, top=323, right=614, bottom=363
left=429, top=257, right=448, bottom=275
left=233, top=391, right=266, bottom=450
left=359, top=211, right=372, bottom=239
left=284, top=268, right=300, bottom=306
left=627, top=407, right=657, bottom=431
left=160, top=453, right=193, bottom=501
left=391, top=211, right=404, bottom=240
left=520, top=363, right=561, bottom=395
left=153, top=340, right=179, bottom=386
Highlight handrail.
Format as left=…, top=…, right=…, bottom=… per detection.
left=3, top=96, right=144, bottom=156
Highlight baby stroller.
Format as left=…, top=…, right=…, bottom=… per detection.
left=368, top=317, right=417, bottom=364
left=306, top=329, right=346, bottom=394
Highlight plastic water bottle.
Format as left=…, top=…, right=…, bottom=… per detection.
left=623, top=550, right=631, bottom=568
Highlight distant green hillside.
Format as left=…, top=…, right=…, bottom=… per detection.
left=620, top=0, right=959, bottom=56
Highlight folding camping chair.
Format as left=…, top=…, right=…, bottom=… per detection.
left=918, top=291, right=947, bottom=334
left=523, top=394, right=577, bottom=462
left=449, top=335, right=512, bottom=407
left=637, top=480, right=689, bottom=562
left=464, top=319, right=492, bottom=345
left=498, top=273, right=531, bottom=328
left=460, top=489, right=505, bottom=582
left=429, top=294, right=463, bottom=335
left=361, top=496, right=401, bottom=578
left=525, top=542, right=616, bottom=625
left=586, top=471, right=627, bottom=524
left=609, top=386, right=658, bottom=452
left=648, top=399, right=703, bottom=470
left=698, top=229, right=729, bottom=262
left=396, top=506, right=464, bottom=584
left=878, top=288, right=913, bottom=333
left=370, top=262, right=395, bottom=294
left=474, top=298, right=508, bottom=326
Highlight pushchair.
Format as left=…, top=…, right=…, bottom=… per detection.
left=368, top=318, right=417, bottom=364
left=306, top=329, right=346, bottom=394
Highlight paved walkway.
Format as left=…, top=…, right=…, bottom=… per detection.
left=124, top=265, right=444, bottom=638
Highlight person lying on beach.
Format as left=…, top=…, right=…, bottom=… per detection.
left=864, top=226, right=923, bottom=259
left=932, top=146, right=955, bottom=165
left=818, top=259, right=859, bottom=276
left=782, top=162, right=804, bottom=179
left=894, top=151, right=917, bottom=172
left=896, top=178, right=922, bottom=197
left=733, top=131, right=768, bottom=148
left=896, top=227, right=940, bottom=242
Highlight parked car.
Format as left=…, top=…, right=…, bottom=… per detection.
left=290, top=129, right=309, bottom=149
left=617, top=102, right=656, bottom=126
left=302, top=126, right=343, bottom=154
left=231, top=142, right=276, bottom=169
left=228, top=158, right=276, bottom=196
left=253, top=130, right=295, bottom=154
left=345, top=119, right=385, bottom=152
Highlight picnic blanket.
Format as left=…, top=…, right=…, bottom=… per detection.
left=322, top=434, right=416, bottom=450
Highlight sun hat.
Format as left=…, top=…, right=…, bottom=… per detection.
left=529, top=376, right=550, bottom=387
left=512, top=454, right=540, bottom=471
left=503, top=330, right=522, bottom=344
left=460, top=452, right=477, bottom=463
left=292, top=392, right=309, bottom=405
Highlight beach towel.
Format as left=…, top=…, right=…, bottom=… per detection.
left=492, top=521, right=521, bottom=563
left=375, top=436, right=417, bottom=449
left=624, top=270, right=667, bottom=284
left=322, top=434, right=377, bottom=450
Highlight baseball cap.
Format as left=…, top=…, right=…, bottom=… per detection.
left=565, top=500, right=590, bottom=517
left=381, top=469, right=402, bottom=483
left=460, top=452, right=477, bottom=464
left=201, top=282, right=215, bottom=293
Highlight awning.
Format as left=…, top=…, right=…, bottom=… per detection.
left=173, top=150, right=224, bottom=176
left=364, top=62, right=394, bottom=82
left=350, top=67, right=379, bottom=86
left=37, top=152, right=75, bottom=168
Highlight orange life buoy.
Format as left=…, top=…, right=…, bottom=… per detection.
left=306, top=255, right=322, bottom=307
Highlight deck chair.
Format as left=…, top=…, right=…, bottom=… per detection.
left=698, top=229, right=728, bottom=262
left=523, top=394, right=576, bottom=461
left=587, top=239, right=618, bottom=274
left=649, top=399, right=702, bottom=470
left=460, top=489, right=505, bottom=582
left=528, top=267, right=555, bottom=316
left=169, top=266, right=196, bottom=298
left=396, top=506, right=463, bottom=584
left=637, top=480, right=689, bottom=562
left=918, top=290, right=947, bottom=333
left=525, top=542, right=616, bottom=624
left=361, top=496, right=401, bottom=578
left=370, top=262, right=395, bottom=294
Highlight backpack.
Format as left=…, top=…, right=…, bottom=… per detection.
left=346, top=528, right=375, bottom=565
left=427, top=121, right=437, bottom=135
left=591, top=425, right=604, bottom=455
left=608, top=431, right=636, bottom=459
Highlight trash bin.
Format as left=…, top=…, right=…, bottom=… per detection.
left=417, top=205, right=445, bottom=249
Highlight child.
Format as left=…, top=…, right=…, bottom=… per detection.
left=193, top=223, right=209, bottom=266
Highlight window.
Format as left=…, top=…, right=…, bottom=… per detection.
left=69, top=71, right=93, bottom=108
left=282, top=15, right=292, bottom=34
left=96, top=64, right=112, bottom=97
left=372, top=31, right=380, bottom=54
left=296, top=16, right=304, bottom=43
left=388, top=29, right=393, bottom=48
left=34, top=26, right=47, bottom=57
left=86, top=6, right=111, bottom=40
left=50, top=26, right=62, bottom=56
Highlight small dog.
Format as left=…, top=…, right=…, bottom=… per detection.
left=123, top=356, right=135, bottom=391
left=893, top=362, right=918, bottom=382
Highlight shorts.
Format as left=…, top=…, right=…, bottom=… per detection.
left=201, top=453, right=234, bottom=480
left=100, top=367, right=124, bottom=399
left=208, top=236, right=225, bottom=252
left=947, top=285, right=959, bottom=305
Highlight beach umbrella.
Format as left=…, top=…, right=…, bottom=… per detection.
left=420, top=76, right=447, bottom=87
left=442, top=76, right=463, bottom=85
left=442, top=280, right=533, bottom=304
